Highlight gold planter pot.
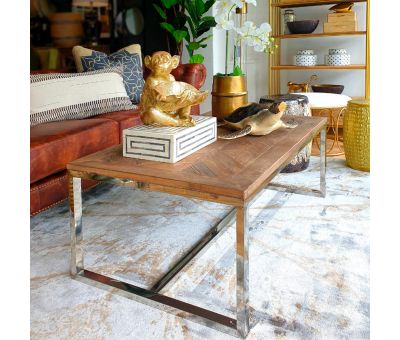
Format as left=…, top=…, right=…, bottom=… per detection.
left=211, top=75, right=248, bottom=121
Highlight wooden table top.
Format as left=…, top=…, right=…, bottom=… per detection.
left=68, top=115, right=326, bottom=203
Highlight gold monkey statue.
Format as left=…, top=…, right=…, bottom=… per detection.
left=140, top=51, right=208, bottom=127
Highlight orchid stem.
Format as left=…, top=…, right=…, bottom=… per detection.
left=225, top=30, right=229, bottom=75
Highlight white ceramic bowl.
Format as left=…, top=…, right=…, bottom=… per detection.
left=294, top=54, right=317, bottom=66
left=329, top=48, right=347, bottom=55
left=295, top=92, right=352, bottom=108
left=325, top=54, right=351, bottom=66
left=297, top=49, right=315, bottom=55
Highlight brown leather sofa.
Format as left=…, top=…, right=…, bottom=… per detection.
left=30, top=65, right=206, bottom=215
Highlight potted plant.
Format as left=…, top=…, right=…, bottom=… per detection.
left=211, top=0, right=277, bottom=120
left=152, top=0, right=217, bottom=90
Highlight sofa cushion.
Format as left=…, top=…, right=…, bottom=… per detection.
left=92, top=108, right=142, bottom=142
left=73, top=44, right=144, bottom=104
left=31, top=118, right=119, bottom=183
left=30, top=67, right=136, bottom=126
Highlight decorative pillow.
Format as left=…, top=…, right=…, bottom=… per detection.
left=72, top=44, right=144, bottom=104
left=30, top=67, right=136, bottom=126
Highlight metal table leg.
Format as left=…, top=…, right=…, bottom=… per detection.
left=236, top=205, right=250, bottom=337
left=70, top=176, right=83, bottom=276
left=320, top=128, right=327, bottom=198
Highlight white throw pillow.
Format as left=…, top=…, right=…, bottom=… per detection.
left=296, top=92, right=351, bottom=108
left=30, top=67, right=137, bottom=126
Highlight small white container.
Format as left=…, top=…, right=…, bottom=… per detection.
left=325, top=54, right=351, bottom=66
left=329, top=48, right=347, bottom=55
left=294, top=54, right=317, bottom=66
left=123, top=116, right=217, bottom=163
left=297, top=49, right=315, bottom=55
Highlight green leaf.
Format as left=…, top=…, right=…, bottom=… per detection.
left=186, top=16, right=196, bottom=37
left=231, top=66, right=244, bottom=76
left=153, top=4, right=167, bottom=20
left=172, top=30, right=188, bottom=43
left=160, top=22, right=175, bottom=34
left=188, top=41, right=201, bottom=51
left=189, top=54, right=205, bottom=64
left=185, top=0, right=200, bottom=26
left=204, top=0, right=216, bottom=13
left=196, top=18, right=216, bottom=37
left=200, top=16, right=215, bottom=23
left=197, top=34, right=212, bottom=44
left=160, top=0, right=179, bottom=9
left=195, top=0, right=205, bottom=15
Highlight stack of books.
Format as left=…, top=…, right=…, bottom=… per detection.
left=323, top=12, right=357, bottom=33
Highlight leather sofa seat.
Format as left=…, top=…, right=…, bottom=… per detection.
left=92, top=108, right=142, bottom=142
left=31, top=118, right=119, bottom=184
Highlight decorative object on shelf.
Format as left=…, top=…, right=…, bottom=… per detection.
left=287, top=74, right=318, bottom=93
left=153, top=0, right=217, bottom=64
left=123, top=115, right=217, bottom=163
left=287, top=20, right=319, bottom=34
left=325, top=49, right=351, bottom=66
left=343, top=99, right=369, bottom=171
left=324, top=3, right=357, bottom=33
left=140, top=51, right=208, bottom=127
left=297, top=49, right=314, bottom=55
left=298, top=92, right=351, bottom=156
left=288, top=81, right=308, bottom=93
left=212, top=0, right=277, bottom=120
left=72, top=44, right=144, bottom=104
left=218, top=102, right=297, bottom=139
left=49, top=12, right=83, bottom=48
left=312, top=84, right=344, bottom=94
left=294, top=49, right=317, bottom=66
left=283, top=9, right=295, bottom=34
left=260, top=94, right=311, bottom=173
left=329, top=2, right=354, bottom=13
left=294, top=54, right=317, bottom=66
left=72, top=0, right=108, bottom=46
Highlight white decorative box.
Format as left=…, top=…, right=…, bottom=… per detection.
left=123, top=115, right=217, bottom=163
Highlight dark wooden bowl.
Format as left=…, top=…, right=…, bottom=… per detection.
left=312, top=84, right=344, bottom=94
left=287, top=20, right=319, bottom=34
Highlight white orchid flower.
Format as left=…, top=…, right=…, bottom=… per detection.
left=231, top=0, right=244, bottom=7
left=258, top=22, right=272, bottom=33
left=216, top=17, right=235, bottom=30
left=245, top=0, right=257, bottom=6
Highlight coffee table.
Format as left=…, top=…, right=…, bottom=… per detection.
left=67, top=115, right=327, bottom=338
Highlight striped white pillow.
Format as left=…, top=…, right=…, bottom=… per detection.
left=30, top=67, right=137, bottom=126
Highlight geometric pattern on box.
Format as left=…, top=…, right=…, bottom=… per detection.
left=72, top=44, right=145, bottom=104
left=30, top=67, right=136, bottom=126
left=123, top=116, right=217, bottom=163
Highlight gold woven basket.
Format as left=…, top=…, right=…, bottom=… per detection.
left=343, top=99, right=370, bottom=171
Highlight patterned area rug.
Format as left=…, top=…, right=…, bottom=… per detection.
left=31, top=157, right=369, bottom=339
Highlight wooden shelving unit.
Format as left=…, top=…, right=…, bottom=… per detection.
left=272, top=0, right=367, bottom=8
left=272, top=64, right=366, bottom=70
left=268, top=0, right=370, bottom=97
left=274, top=31, right=366, bottom=39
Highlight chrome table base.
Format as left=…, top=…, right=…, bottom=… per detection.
left=69, top=129, right=326, bottom=338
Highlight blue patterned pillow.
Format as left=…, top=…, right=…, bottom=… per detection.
left=73, top=45, right=145, bottom=104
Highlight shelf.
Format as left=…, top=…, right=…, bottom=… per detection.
left=272, top=0, right=367, bottom=8
left=274, top=31, right=366, bottom=39
left=272, top=65, right=366, bottom=70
